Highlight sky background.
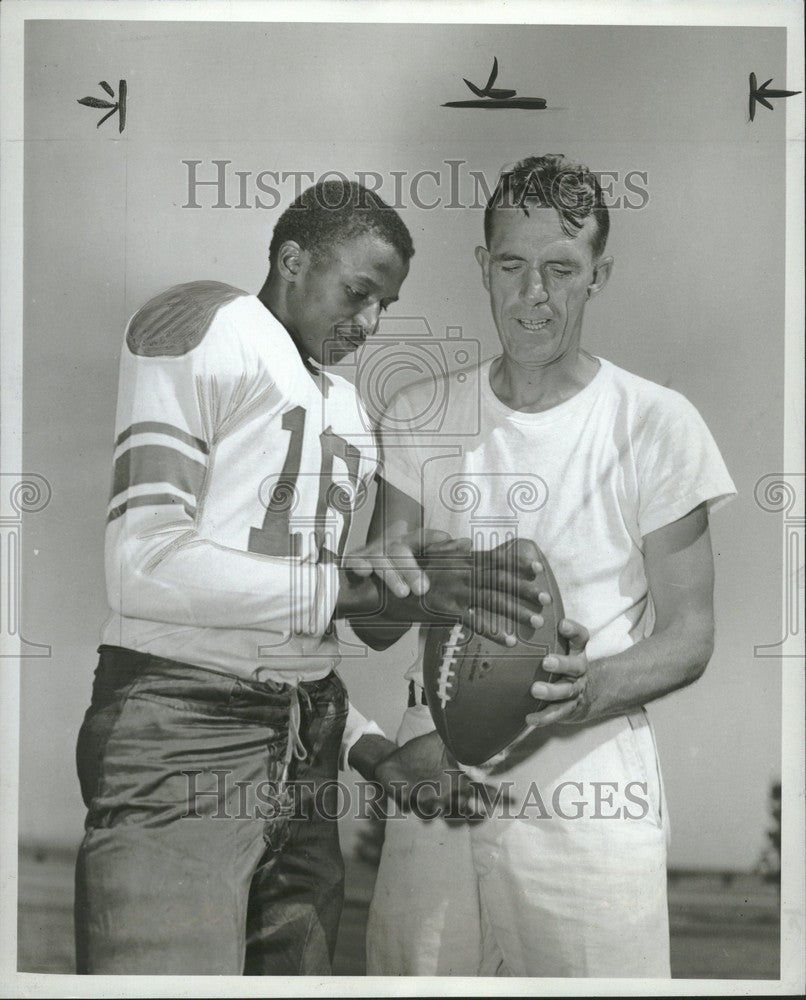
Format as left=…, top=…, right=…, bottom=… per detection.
left=20, top=20, right=787, bottom=867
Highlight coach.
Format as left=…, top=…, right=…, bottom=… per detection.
left=358, top=154, right=737, bottom=977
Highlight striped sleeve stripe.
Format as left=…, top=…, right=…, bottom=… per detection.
left=108, top=493, right=197, bottom=524
left=108, top=481, right=197, bottom=513
left=110, top=444, right=206, bottom=507
left=114, top=432, right=208, bottom=467
left=114, top=421, right=208, bottom=455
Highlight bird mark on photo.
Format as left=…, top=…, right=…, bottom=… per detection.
left=76, top=79, right=127, bottom=132
left=442, top=58, right=548, bottom=110
left=748, top=72, right=801, bottom=122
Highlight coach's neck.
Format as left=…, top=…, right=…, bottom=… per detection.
left=489, top=347, right=600, bottom=414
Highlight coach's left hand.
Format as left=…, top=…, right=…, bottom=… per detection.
left=525, top=618, right=590, bottom=726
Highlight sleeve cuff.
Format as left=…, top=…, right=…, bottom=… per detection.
left=305, top=558, right=340, bottom=636
left=340, top=716, right=386, bottom=772
left=639, top=486, right=737, bottom=538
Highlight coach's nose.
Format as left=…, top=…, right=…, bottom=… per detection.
left=522, top=267, right=548, bottom=305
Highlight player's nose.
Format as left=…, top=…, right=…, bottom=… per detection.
left=356, top=300, right=382, bottom=336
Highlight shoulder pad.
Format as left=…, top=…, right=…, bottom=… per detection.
left=127, top=281, right=249, bottom=357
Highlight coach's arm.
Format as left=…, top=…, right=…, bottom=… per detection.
left=527, top=502, right=715, bottom=727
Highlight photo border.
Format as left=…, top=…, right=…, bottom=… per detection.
left=1, top=1, right=802, bottom=996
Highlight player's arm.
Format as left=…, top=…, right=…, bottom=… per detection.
left=338, top=475, right=426, bottom=649
left=109, top=498, right=342, bottom=634
left=108, top=296, right=339, bottom=635
left=341, top=476, right=547, bottom=649
left=527, top=502, right=715, bottom=727
left=341, top=479, right=455, bottom=784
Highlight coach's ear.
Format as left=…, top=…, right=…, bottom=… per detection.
left=587, top=256, right=613, bottom=299
left=276, top=240, right=306, bottom=283
left=475, top=245, right=491, bottom=292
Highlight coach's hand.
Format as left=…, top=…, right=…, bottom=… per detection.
left=373, top=731, right=502, bottom=824
left=525, top=618, right=590, bottom=726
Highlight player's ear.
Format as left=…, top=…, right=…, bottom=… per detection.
left=276, top=240, right=306, bottom=283
left=475, top=245, right=491, bottom=291
left=587, top=256, right=613, bottom=299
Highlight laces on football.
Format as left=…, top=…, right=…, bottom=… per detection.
left=436, top=621, right=466, bottom=708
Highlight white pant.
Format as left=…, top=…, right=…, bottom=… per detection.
left=366, top=704, right=671, bottom=978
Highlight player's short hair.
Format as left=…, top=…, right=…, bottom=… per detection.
left=484, top=154, right=610, bottom=259
left=269, top=179, right=415, bottom=268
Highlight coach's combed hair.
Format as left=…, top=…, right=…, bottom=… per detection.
left=484, top=154, right=610, bottom=259
left=269, top=180, right=415, bottom=267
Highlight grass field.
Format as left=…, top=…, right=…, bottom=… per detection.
left=17, top=845, right=780, bottom=979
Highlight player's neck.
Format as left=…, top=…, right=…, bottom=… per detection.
left=490, top=349, right=600, bottom=413
left=256, top=277, right=322, bottom=378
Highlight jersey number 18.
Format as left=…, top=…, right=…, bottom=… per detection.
left=248, top=405, right=362, bottom=564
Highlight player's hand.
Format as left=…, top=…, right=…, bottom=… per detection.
left=344, top=522, right=462, bottom=600
left=525, top=618, right=590, bottom=727
left=373, top=731, right=507, bottom=824
left=420, top=537, right=548, bottom=647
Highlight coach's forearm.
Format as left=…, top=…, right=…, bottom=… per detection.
left=585, top=613, right=714, bottom=720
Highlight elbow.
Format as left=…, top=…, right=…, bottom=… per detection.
left=350, top=621, right=408, bottom=652
left=106, top=532, right=156, bottom=619
left=107, top=563, right=150, bottom=620
left=687, top=619, right=714, bottom=682
left=355, top=631, right=393, bottom=653
left=106, top=553, right=135, bottom=617
left=106, top=547, right=164, bottom=622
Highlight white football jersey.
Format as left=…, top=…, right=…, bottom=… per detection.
left=101, top=281, right=378, bottom=681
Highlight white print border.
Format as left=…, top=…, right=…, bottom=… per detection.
left=0, top=3, right=803, bottom=1000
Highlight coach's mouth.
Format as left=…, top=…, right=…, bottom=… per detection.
left=517, top=317, right=551, bottom=332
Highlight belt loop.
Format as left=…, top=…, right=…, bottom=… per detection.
left=408, top=680, right=428, bottom=706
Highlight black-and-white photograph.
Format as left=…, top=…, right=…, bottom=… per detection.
left=1, top=1, right=803, bottom=996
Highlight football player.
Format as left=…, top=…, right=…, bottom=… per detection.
left=74, top=179, right=541, bottom=974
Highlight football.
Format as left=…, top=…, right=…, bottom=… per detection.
left=421, top=542, right=568, bottom=766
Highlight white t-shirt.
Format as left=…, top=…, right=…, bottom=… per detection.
left=380, top=354, right=736, bottom=687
